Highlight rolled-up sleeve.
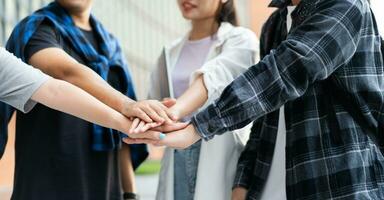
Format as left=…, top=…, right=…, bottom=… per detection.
left=0, top=47, right=50, bottom=113
left=192, top=0, right=363, bottom=140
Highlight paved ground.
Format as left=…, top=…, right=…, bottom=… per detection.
left=0, top=175, right=159, bottom=200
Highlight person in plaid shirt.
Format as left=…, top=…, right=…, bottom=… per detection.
left=125, top=0, right=384, bottom=199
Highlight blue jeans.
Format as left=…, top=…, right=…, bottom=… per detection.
left=174, top=140, right=202, bottom=200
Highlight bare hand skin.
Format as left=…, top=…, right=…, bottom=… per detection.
left=32, top=79, right=163, bottom=140
left=162, top=98, right=177, bottom=110
left=232, top=187, right=248, bottom=200
left=28, top=48, right=176, bottom=125
left=128, top=119, right=188, bottom=137
left=123, top=124, right=201, bottom=149
left=127, top=118, right=162, bottom=134
left=122, top=100, right=175, bottom=124
left=292, top=0, right=301, bottom=5
left=128, top=98, right=179, bottom=134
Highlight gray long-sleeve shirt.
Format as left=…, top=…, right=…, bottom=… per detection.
left=0, top=47, right=49, bottom=113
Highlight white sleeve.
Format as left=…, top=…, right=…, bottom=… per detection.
left=0, top=47, right=50, bottom=113
left=191, top=28, right=259, bottom=100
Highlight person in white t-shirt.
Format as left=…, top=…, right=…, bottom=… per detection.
left=134, top=0, right=259, bottom=199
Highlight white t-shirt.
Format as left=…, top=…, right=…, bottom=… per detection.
left=171, top=36, right=215, bottom=120
left=172, top=36, right=215, bottom=98
left=259, top=6, right=295, bottom=200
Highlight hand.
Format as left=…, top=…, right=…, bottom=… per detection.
left=128, top=118, right=187, bottom=134
left=128, top=118, right=163, bottom=134
left=151, top=121, right=188, bottom=133
left=162, top=98, right=181, bottom=121
left=161, top=98, right=177, bottom=108
left=123, top=124, right=201, bottom=149
left=121, top=100, right=176, bottom=123
left=115, top=115, right=165, bottom=140
left=232, top=187, right=248, bottom=200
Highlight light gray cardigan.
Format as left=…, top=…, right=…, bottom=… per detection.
left=149, top=23, right=259, bottom=200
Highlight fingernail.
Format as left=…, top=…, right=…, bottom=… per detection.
left=159, top=133, right=166, bottom=140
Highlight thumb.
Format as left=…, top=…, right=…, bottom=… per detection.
left=162, top=98, right=177, bottom=108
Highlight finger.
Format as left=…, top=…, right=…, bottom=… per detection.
left=152, top=104, right=173, bottom=124
left=137, top=121, right=158, bottom=133
left=153, top=140, right=165, bottom=147
left=158, top=103, right=178, bottom=121
left=141, top=106, right=165, bottom=123
left=123, top=138, right=136, bottom=144
left=123, top=138, right=157, bottom=144
left=129, top=118, right=140, bottom=134
left=123, top=138, right=150, bottom=144
left=152, top=122, right=189, bottom=132
left=135, top=109, right=153, bottom=123
left=142, top=122, right=162, bottom=132
left=162, top=98, right=177, bottom=108
left=134, top=131, right=166, bottom=140
left=134, top=121, right=146, bottom=134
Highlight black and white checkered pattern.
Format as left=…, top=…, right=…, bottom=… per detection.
left=192, top=0, right=384, bottom=199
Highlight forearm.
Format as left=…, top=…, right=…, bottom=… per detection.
left=192, top=1, right=363, bottom=139
left=64, top=66, right=132, bottom=113
left=172, top=75, right=208, bottom=118
left=31, top=79, right=130, bottom=133
left=28, top=48, right=133, bottom=114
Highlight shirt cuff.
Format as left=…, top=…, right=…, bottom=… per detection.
left=191, top=102, right=227, bottom=141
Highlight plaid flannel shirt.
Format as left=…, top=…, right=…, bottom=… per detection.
left=191, top=0, right=384, bottom=199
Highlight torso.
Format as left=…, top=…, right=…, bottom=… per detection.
left=12, top=22, right=122, bottom=200
left=260, top=6, right=296, bottom=200
left=171, top=36, right=216, bottom=120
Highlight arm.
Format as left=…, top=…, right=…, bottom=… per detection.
left=124, top=0, right=365, bottom=148
left=170, top=29, right=258, bottom=119
left=233, top=124, right=259, bottom=189
left=31, top=78, right=162, bottom=139
left=231, top=122, right=263, bottom=200
left=191, top=1, right=364, bottom=140
left=29, top=48, right=126, bottom=112
left=169, top=75, right=208, bottom=118
left=0, top=47, right=160, bottom=138
left=28, top=47, right=172, bottom=123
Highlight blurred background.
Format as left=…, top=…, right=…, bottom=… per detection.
left=0, top=0, right=383, bottom=199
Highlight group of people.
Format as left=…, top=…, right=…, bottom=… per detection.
left=0, top=0, right=383, bottom=200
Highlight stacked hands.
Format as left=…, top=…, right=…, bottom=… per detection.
left=118, top=98, right=201, bottom=149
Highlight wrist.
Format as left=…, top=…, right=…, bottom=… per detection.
left=120, top=97, right=135, bottom=114
left=187, top=124, right=202, bottom=142
left=169, top=105, right=182, bottom=120
left=112, top=113, right=130, bottom=133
